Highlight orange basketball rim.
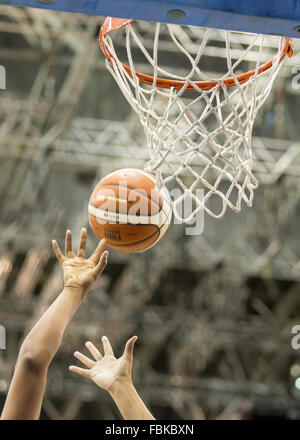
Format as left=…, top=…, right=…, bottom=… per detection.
left=99, top=17, right=294, bottom=91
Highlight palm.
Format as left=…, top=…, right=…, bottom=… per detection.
left=90, top=356, right=129, bottom=390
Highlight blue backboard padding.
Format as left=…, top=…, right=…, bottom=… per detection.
left=0, top=0, right=300, bottom=37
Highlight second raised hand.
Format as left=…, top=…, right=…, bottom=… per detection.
left=69, top=336, right=138, bottom=392
left=52, top=228, right=109, bottom=297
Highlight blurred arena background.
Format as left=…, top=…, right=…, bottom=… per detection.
left=0, top=5, right=300, bottom=420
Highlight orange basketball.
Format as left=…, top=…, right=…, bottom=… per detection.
left=88, top=168, right=172, bottom=253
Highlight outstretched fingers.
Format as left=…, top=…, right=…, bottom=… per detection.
left=123, top=336, right=138, bottom=361
left=77, top=228, right=87, bottom=258
left=69, top=365, right=91, bottom=379
left=89, top=239, right=106, bottom=264
left=102, top=336, right=114, bottom=356
left=93, top=251, right=109, bottom=279
left=74, top=351, right=95, bottom=369
left=85, top=341, right=103, bottom=361
left=65, top=229, right=75, bottom=258
left=52, top=240, right=65, bottom=264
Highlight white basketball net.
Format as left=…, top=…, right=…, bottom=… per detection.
left=100, top=20, right=292, bottom=222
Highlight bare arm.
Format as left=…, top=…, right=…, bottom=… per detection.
left=109, top=379, right=155, bottom=420
left=1, top=229, right=108, bottom=420
left=70, top=336, right=155, bottom=420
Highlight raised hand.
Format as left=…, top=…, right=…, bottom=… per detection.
left=52, top=228, right=108, bottom=297
left=69, top=336, right=137, bottom=392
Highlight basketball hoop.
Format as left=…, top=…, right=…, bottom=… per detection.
left=99, top=17, right=293, bottom=222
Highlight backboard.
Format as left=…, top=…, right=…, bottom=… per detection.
left=0, top=0, right=300, bottom=37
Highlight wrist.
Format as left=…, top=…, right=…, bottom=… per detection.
left=62, top=286, right=87, bottom=301
left=109, top=378, right=134, bottom=398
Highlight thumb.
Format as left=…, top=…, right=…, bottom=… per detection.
left=123, top=336, right=138, bottom=361
left=93, top=251, right=109, bottom=279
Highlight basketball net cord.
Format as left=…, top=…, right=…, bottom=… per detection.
left=100, top=19, right=293, bottom=222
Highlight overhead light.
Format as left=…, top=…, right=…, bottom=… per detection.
left=294, top=377, right=300, bottom=390
left=290, top=364, right=300, bottom=377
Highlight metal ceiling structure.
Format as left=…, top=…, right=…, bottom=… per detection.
left=0, top=5, right=300, bottom=419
